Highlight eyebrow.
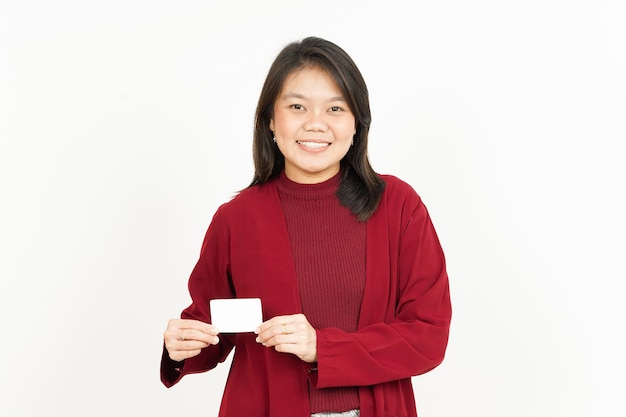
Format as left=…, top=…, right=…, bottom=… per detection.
left=280, top=92, right=347, bottom=102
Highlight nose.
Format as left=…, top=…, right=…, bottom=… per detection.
left=303, top=110, right=327, bottom=132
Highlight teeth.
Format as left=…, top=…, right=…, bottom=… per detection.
left=297, top=141, right=329, bottom=149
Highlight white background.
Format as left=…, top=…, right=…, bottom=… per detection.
left=1, top=1, right=624, bottom=416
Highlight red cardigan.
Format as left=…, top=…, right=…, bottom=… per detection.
left=161, top=174, right=452, bottom=417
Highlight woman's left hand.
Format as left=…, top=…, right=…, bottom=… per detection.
left=255, top=313, right=317, bottom=363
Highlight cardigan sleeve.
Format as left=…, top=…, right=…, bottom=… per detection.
left=161, top=208, right=237, bottom=388
left=309, top=197, right=452, bottom=388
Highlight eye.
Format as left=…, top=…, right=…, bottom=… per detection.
left=290, top=104, right=304, bottom=110
left=330, top=106, right=343, bottom=112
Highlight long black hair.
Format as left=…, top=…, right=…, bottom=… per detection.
left=249, top=36, right=385, bottom=221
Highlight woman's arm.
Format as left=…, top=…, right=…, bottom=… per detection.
left=311, top=199, right=452, bottom=388
left=160, top=208, right=237, bottom=387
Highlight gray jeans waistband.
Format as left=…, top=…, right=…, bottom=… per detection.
left=311, top=410, right=360, bottom=417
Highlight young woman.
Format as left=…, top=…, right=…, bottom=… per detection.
left=161, top=36, right=452, bottom=417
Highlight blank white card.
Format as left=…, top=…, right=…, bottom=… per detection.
left=209, top=298, right=263, bottom=333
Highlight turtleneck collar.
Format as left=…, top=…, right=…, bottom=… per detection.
left=275, top=170, right=341, bottom=200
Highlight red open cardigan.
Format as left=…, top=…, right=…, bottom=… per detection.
left=161, top=174, right=452, bottom=417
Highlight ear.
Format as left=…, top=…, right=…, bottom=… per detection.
left=269, top=119, right=275, bottom=132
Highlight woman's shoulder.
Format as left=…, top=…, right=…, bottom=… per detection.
left=378, top=174, right=422, bottom=204
left=214, top=180, right=277, bottom=217
left=379, top=173, right=413, bottom=189
left=374, top=174, right=430, bottom=226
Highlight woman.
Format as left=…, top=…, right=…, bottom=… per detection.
left=161, top=36, right=452, bottom=417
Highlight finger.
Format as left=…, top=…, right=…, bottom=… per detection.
left=165, top=332, right=215, bottom=358
left=273, top=340, right=304, bottom=354
left=164, top=321, right=219, bottom=347
left=168, top=348, right=203, bottom=362
left=178, top=328, right=220, bottom=345
left=254, top=314, right=299, bottom=334
left=164, top=327, right=211, bottom=346
left=177, top=319, right=220, bottom=335
left=263, top=334, right=316, bottom=363
left=255, top=315, right=303, bottom=342
left=256, top=331, right=295, bottom=347
left=255, top=314, right=313, bottom=346
left=255, top=322, right=292, bottom=345
left=276, top=333, right=318, bottom=363
left=177, top=338, right=211, bottom=350
left=257, top=320, right=313, bottom=346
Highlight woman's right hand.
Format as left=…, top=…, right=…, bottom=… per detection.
left=163, top=318, right=220, bottom=362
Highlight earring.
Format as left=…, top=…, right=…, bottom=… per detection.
left=351, top=139, right=354, bottom=146
left=272, top=136, right=277, bottom=143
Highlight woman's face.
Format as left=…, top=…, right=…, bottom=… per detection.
left=270, top=66, right=356, bottom=184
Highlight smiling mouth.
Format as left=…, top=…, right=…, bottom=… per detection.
left=297, top=141, right=330, bottom=149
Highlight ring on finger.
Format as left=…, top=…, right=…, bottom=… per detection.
left=180, top=330, right=186, bottom=341
left=281, top=323, right=288, bottom=334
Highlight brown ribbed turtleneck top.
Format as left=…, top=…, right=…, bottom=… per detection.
left=276, top=171, right=366, bottom=413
